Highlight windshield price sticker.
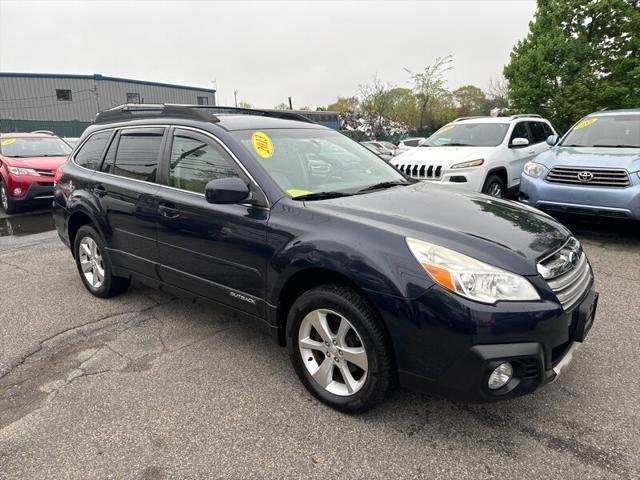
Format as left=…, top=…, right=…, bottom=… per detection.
left=252, top=131, right=274, bottom=158
left=437, top=125, right=455, bottom=134
left=287, top=189, right=313, bottom=198
left=0, top=138, right=16, bottom=146
left=574, top=118, right=598, bottom=130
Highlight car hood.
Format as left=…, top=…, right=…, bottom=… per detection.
left=307, top=182, right=570, bottom=276
left=535, top=147, right=640, bottom=173
left=392, top=146, right=495, bottom=168
left=2, top=155, right=68, bottom=170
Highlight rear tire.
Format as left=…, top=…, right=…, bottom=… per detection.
left=0, top=181, right=18, bottom=215
left=286, top=284, right=392, bottom=413
left=73, top=225, right=130, bottom=298
left=482, top=174, right=505, bottom=198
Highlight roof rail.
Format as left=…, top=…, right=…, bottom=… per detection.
left=31, top=130, right=55, bottom=135
left=94, top=103, right=317, bottom=126
left=94, top=104, right=220, bottom=125
left=198, top=105, right=316, bottom=124
left=509, top=114, right=542, bottom=119
left=453, top=116, right=489, bottom=122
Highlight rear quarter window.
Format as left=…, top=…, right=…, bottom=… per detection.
left=74, top=131, right=112, bottom=170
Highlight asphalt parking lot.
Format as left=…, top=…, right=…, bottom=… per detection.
left=0, top=210, right=639, bottom=479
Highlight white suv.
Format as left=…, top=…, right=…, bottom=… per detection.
left=391, top=115, right=557, bottom=197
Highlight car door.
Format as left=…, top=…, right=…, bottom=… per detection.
left=155, top=127, right=269, bottom=317
left=94, top=126, right=164, bottom=279
left=505, top=121, right=536, bottom=188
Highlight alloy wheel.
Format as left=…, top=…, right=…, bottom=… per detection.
left=488, top=182, right=503, bottom=197
left=298, top=309, right=369, bottom=396
left=0, top=184, right=8, bottom=210
left=78, top=236, right=105, bottom=289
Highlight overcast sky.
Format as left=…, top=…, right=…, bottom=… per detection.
left=0, top=0, right=537, bottom=108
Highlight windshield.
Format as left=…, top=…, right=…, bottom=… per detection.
left=0, top=136, right=72, bottom=157
left=232, top=128, right=408, bottom=199
left=422, top=123, right=509, bottom=147
left=561, top=114, right=640, bottom=148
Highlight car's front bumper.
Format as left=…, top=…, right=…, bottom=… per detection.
left=368, top=281, right=597, bottom=403
left=519, top=172, right=640, bottom=220
left=4, top=176, right=55, bottom=204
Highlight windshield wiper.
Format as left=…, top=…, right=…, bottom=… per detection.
left=356, top=180, right=410, bottom=193
left=292, top=191, right=352, bottom=201
left=592, top=144, right=639, bottom=148
left=442, top=142, right=472, bottom=146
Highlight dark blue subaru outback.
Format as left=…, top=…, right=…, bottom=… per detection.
left=53, top=105, right=597, bottom=412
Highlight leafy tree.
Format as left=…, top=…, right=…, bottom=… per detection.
left=327, top=96, right=359, bottom=113
left=386, top=87, right=419, bottom=127
left=273, top=102, right=290, bottom=110
left=504, top=0, right=640, bottom=131
left=358, top=76, right=395, bottom=137
left=405, top=55, right=453, bottom=131
left=238, top=101, right=252, bottom=109
left=452, top=85, right=488, bottom=117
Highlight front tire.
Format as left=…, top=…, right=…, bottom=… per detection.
left=286, top=284, right=392, bottom=413
left=73, top=225, right=130, bottom=298
left=0, top=181, right=18, bottom=215
left=482, top=174, right=505, bottom=198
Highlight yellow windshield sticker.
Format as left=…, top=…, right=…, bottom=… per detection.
left=287, top=189, right=313, bottom=198
left=574, top=118, right=597, bottom=130
left=0, top=138, right=16, bottom=146
left=437, top=125, right=455, bottom=134
left=252, top=131, right=274, bottom=158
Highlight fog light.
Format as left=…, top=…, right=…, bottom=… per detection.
left=488, top=362, right=513, bottom=390
left=13, top=187, right=23, bottom=195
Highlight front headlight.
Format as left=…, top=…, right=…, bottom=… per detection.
left=450, top=159, right=484, bottom=169
left=523, top=162, right=546, bottom=178
left=406, top=238, right=540, bottom=303
left=8, top=166, right=39, bottom=176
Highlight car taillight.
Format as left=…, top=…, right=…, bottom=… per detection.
left=54, top=166, right=63, bottom=183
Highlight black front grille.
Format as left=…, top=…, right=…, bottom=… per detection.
left=546, top=166, right=630, bottom=187
left=397, top=163, right=442, bottom=180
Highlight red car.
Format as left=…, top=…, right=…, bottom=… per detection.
left=0, top=132, right=72, bottom=214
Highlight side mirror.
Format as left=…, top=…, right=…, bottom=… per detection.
left=205, top=177, right=251, bottom=204
left=510, top=137, right=530, bottom=148
left=546, top=134, right=559, bottom=146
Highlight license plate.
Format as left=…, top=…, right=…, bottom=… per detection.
left=574, top=291, right=598, bottom=342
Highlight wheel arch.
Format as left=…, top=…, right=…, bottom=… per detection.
left=485, top=167, right=508, bottom=189
left=67, top=208, right=104, bottom=256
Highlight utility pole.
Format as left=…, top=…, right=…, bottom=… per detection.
left=234, top=91, right=238, bottom=108
left=288, top=97, right=293, bottom=110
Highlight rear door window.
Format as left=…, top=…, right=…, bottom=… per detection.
left=111, top=128, right=164, bottom=182
left=73, top=131, right=112, bottom=170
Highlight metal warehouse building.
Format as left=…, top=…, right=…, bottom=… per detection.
left=0, top=72, right=216, bottom=136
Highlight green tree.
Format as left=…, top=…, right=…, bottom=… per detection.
left=358, top=76, right=395, bottom=136
left=452, top=85, right=488, bottom=117
left=327, top=96, right=359, bottom=113
left=238, top=101, right=252, bottom=109
left=504, top=0, right=640, bottom=132
left=405, top=55, right=453, bottom=131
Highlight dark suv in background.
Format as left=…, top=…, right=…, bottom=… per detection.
left=53, top=104, right=597, bottom=412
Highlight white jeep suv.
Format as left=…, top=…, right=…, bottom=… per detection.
left=391, top=115, right=557, bottom=197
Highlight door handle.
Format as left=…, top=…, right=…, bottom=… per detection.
left=527, top=149, right=535, bottom=154
left=93, top=184, right=107, bottom=197
left=158, top=204, right=180, bottom=219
